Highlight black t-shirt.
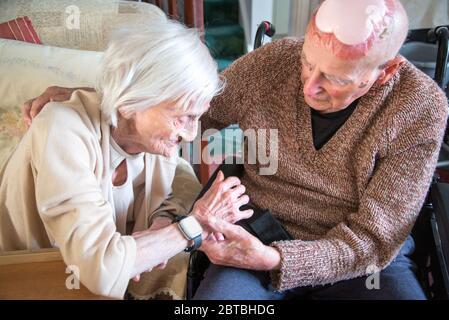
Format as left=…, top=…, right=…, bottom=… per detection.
left=311, top=99, right=359, bottom=150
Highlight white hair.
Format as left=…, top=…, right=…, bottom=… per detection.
left=96, top=17, right=224, bottom=126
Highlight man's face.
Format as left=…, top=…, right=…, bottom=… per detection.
left=301, top=36, right=382, bottom=113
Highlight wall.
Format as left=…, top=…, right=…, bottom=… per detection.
left=400, top=0, right=449, bottom=30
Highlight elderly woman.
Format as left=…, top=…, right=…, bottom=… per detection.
left=0, top=17, right=253, bottom=298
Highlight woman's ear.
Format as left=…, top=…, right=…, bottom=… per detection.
left=376, top=56, right=406, bottom=85
left=117, top=106, right=134, bottom=120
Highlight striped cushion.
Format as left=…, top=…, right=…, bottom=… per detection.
left=0, top=16, right=41, bottom=44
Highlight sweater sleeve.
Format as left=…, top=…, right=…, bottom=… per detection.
left=30, top=105, right=136, bottom=299
left=270, top=90, right=448, bottom=291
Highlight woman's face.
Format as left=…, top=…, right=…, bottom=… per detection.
left=123, top=99, right=210, bottom=157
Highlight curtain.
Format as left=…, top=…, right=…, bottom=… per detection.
left=289, top=0, right=321, bottom=37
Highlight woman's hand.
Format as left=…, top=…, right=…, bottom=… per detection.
left=191, top=171, right=253, bottom=228
left=21, top=86, right=93, bottom=127
left=131, top=216, right=172, bottom=282
left=200, top=217, right=282, bottom=271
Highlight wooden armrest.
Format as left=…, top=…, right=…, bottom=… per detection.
left=0, top=249, right=110, bottom=300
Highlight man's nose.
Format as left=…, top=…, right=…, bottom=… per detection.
left=303, top=72, right=323, bottom=98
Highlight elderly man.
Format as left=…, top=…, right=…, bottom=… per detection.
left=192, top=0, right=448, bottom=300
left=21, top=0, right=448, bottom=300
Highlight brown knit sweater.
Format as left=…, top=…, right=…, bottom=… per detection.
left=201, top=38, right=448, bottom=291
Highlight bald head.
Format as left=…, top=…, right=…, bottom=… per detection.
left=306, top=0, right=409, bottom=66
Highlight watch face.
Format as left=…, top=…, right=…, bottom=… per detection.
left=179, top=216, right=203, bottom=239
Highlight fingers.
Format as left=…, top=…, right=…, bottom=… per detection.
left=206, top=217, right=241, bottom=238
left=231, top=209, right=254, bottom=223
left=50, top=93, right=70, bottom=102
left=29, top=95, right=49, bottom=119
left=132, top=274, right=140, bottom=282
left=227, top=184, right=246, bottom=202
left=208, top=171, right=225, bottom=191
left=207, top=233, right=218, bottom=242
left=219, top=176, right=242, bottom=192
left=21, top=99, right=33, bottom=126
left=214, top=232, right=225, bottom=241
left=21, top=86, right=73, bottom=127
left=206, top=232, right=225, bottom=242
left=234, top=194, right=250, bottom=208
left=213, top=171, right=224, bottom=184
left=156, top=261, right=167, bottom=270
left=199, top=238, right=221, bottom=253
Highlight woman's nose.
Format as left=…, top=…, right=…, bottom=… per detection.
left=180, top=121, right=198, bottom=142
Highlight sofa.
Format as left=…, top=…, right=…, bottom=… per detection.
left=0, top=0, right=202, bottom=300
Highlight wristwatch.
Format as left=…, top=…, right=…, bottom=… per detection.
left=173, top=215, right=203, bottom=252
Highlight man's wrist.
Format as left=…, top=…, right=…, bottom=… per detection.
left=263, top=246, right=282, bottom=271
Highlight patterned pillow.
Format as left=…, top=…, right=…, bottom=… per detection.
left=0, top=0, right=165, bottom=51
left=0, top=16, right=41, bottom=165
left=0, top=39, right=102, bottom=167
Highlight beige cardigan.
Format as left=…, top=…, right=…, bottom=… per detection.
left=0, top=90, right=198, bottom=298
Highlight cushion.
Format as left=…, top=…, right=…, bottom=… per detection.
left=0, top=0, right=165, bottom=51
left=0, top=16, right=41, bottom=44
left=0, top=38, right=102, bottom=166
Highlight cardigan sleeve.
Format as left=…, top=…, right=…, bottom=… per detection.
left=30, top=104, right=136, bottom=299
left=270, top=88, right=448, bottom=291
left=147, top=157, right=202, bottom=226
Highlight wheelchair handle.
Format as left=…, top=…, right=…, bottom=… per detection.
left=427, top=25, right=449, bottom=90
left=254, top=21, right=276, bottom=50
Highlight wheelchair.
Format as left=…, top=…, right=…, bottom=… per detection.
left=406, top=25, right=449, bottom=300
left=186, top=24, right=449, bottom=300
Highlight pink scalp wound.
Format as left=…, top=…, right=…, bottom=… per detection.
left=310, top=0, right=394, bottom=60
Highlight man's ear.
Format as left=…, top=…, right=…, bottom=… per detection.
left=376, top=56, right=406, bottom=85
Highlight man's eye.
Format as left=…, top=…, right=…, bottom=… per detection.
left=325, top=76, right=347, bottom=86
left=302, top=60, right=313, bottom=71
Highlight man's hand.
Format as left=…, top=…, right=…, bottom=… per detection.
left=21, top=86, right=93, bottom=127
left=131, top=216, right=172, bottom=282
left=200, top=217, right=282, bottom=271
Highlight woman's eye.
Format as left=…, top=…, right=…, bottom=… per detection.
left=176, top=116, right=195, bottom=127
left=174, top=118, right=184, bottom=126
